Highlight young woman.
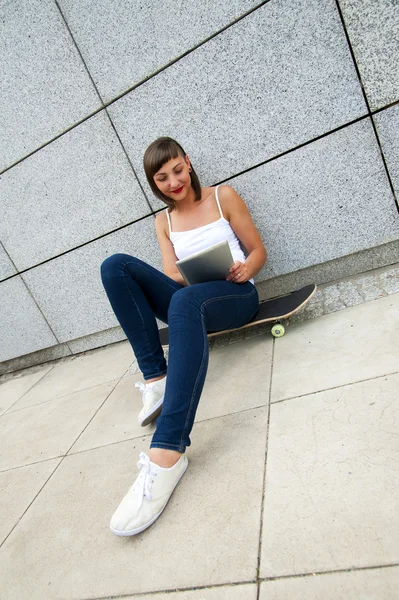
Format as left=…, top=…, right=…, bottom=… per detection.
left=101, top=137, right=267, bottom=536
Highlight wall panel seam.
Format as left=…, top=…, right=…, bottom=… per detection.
left=19, top=275, right=62, bottom=345
left=335, top=0, right=399, bottom=214
left=1, top=0, right=271, bottom=176
left=3, top=110, right=393, bottom=284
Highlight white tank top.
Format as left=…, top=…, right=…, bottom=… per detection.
left=165, top=186, right=254, bottom=284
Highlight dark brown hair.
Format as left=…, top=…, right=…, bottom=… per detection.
left=143, top=137, right=201, bottom=210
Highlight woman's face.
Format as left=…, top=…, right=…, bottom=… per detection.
left=153, top=154, right=192, bottom=201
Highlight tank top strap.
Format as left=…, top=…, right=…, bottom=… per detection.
left=165, top=208, right=172, bottom=234
left=214, top=185, right=224, bottom=219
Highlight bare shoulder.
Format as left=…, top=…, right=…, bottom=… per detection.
left=217, top=185, right=248, bottom=218
left=155, top=209, right=168, bottom=232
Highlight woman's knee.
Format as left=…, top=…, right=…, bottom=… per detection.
left=168, top=287, right=200, bottom=317
left=100, top=253, right=140, bottom=280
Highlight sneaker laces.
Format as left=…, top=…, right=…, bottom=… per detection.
left=133, top=452, right=156, bottom=509
left=135, top=381, right=154, bottom=406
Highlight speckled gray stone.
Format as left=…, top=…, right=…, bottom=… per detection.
left=0, top=277, right=58, bottom=363
left=68, top=326, right=127, bottom=354
left=109, top=0, right=366, bottom=202
left=0, top=344, right=72, bottom=377
left=0, top=0, right=101, bottom=171
left=0, top=244, right=16, bottom=280
left=0, top=112, right=150, bottom=271
left=57, top=0, right=259, bottom=103
left=374, top=105, right=399, bottom=201
left=339, top=0, right=399, bottom=110
left=228, top=119, right=399, bottom=278
left=22, top=216, right=161, bottom=343
left=256, top=240, right=399, bottom=300
left=379, top=266, right=399, bottom=294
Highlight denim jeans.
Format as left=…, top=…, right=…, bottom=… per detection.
left=100, top=254, right=259, bottom=453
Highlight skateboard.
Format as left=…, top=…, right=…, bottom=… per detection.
left=159, top=283, right=317, bottom=345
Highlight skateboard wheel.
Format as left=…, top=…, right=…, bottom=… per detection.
left=271, top=324, right=285, bottom=338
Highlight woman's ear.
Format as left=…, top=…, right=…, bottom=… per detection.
left=185, top=154, right=192, bottom=172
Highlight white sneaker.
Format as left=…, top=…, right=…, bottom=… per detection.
left=136, top=377, right=166, bottom=427
left=110, top=452, right=188, bottom=536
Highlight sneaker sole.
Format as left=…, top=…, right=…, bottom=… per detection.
left=109, top=458, right=188, bottom=537
left=138, top=397, right=164, bottom=427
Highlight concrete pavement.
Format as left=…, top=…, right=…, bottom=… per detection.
left=0, top=293, right=398, bottom=599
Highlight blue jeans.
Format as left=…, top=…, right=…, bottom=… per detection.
left=100, top=254, right=259, bottom=453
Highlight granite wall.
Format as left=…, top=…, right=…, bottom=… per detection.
left=1, top=0, right=398, bottom=369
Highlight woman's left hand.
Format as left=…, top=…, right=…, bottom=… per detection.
left=227, top=261, right=250, bottom=284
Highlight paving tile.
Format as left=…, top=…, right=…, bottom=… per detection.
left=259, top=566, right=399, bottom=599
left=0, top=382, right=116, bottom=471
left=0, top=0, right=101, bottom=171
left=196, top=336, right=272, bottom=421
left=8, top=342, right=133, bottom=411
left=70, top=336, right=272, bottom=454
left=70, top=338, right=273, bottom=454
left=260, top=373, right=399, bottom=577
left=339, top=0, right=399, bottom=109
left=271, top=294, right=399, bottom=402
left=0, top=365, right=52, bottom=416
left=69, top=373, right=155, bottom=453
left=58, top=0, right=259, bottom=102
left=0, top=458, right=60, bottom=544
left=0, top=276, right=58, bottom=363
left=109, top=0, right=365, bottom=202
left=0, top=112, right=150, bottom=271
left=121, top=583, right=258, bottom=600
left=0, top=408, right=267, bottom=598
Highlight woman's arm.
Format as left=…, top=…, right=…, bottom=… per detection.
left=219, top=185, right=267, bottom=283
left=155, top=211, right=186, bottom=286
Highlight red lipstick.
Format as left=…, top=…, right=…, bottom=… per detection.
left=171, top=186, right=184, bottom=194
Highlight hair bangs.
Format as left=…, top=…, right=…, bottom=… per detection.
left=143, top=137, right=202, bottom=210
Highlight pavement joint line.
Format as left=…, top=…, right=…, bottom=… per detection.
left=65, top=404, right=270, bottom=458
left=0, top=364, right=56, bottom=415
left=75, top=560, right=399, bottom=599
left=0, top=456, right=64, bottom=549
left=65, top=431, right=154, bottom=458
left=0, top=378, right=121, bottom=547
left=1, top=377, right=123, bottom=417
left=256, top=337, right=276, bottom=600
left=0, top=455, right=63, bottom=475
left=259, top=561, right=399, bottom=582
left=81, top=579, right=257, bottom=600
left=269, top=369, right=399, bottom=406
left=65, top=379, right=121, bottom=456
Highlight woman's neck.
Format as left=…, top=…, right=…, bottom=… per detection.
left=173, top=187, right=212, bottom=215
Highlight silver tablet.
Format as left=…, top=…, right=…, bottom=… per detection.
left=176, top=240, right=234, bottom=286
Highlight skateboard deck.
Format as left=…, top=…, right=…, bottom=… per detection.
left=159, top=283, right=317, bottom=345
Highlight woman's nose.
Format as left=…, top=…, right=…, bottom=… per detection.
left=169, top=177, right=180, bottom=189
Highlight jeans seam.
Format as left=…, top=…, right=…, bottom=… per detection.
left=179, top=308, right=209, bottom=451
left=127, top=259, right=181, bottom=293
left=150, top=442, right=183, bottom=450
left=122, top=265, right=154, bottom=363
left=144, top=369, right=167, bottom=381
left=120, top=258, right=179, bottom=374
left=178, top=287, right=257, bottom=450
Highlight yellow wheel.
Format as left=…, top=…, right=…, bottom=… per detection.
left=271, top=323, right=285, bottom=338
